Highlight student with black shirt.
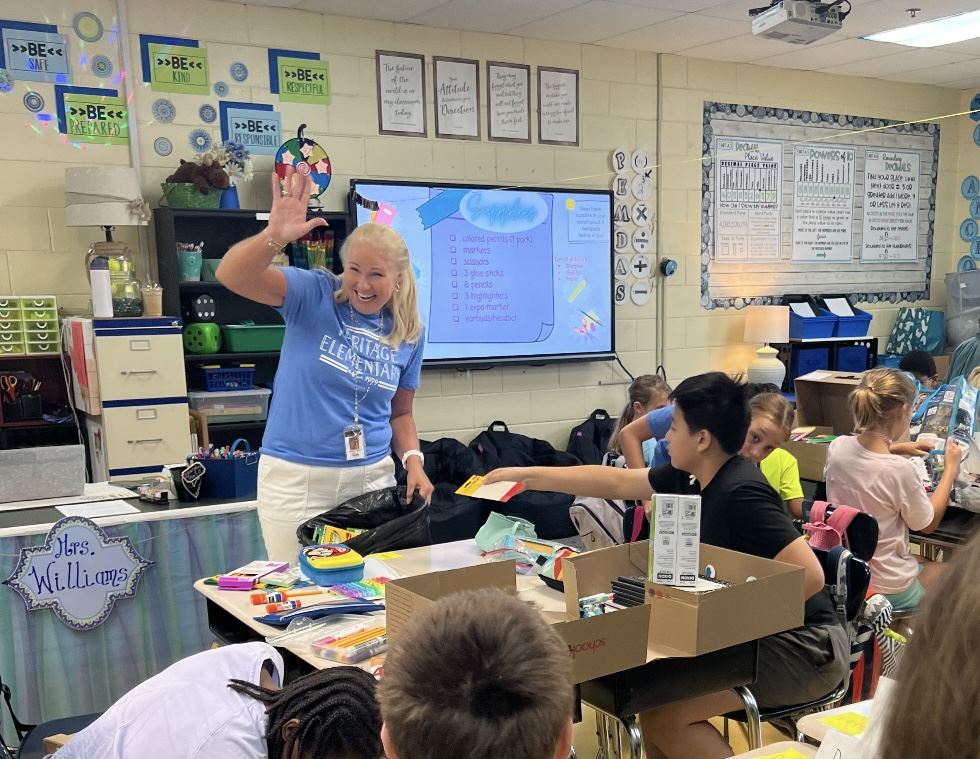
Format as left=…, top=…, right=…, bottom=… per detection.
left=485, top=372, right=848, bottom=759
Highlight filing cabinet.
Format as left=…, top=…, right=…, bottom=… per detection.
left=65, top=316, right=191, bottom=481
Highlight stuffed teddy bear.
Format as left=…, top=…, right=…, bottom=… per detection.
left=166, top=158, right=230, bottom=195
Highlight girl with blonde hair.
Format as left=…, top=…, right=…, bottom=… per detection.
left=218, top=173, right=433, bottom=562
left=824, top=367, right=961, bottom=611
left=608, top=374, right=671, bottom=464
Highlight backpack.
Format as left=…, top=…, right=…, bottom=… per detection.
left=566, top=409, right=617, bottom=465
left=569, top=497, right=630, bottom=549
left=623, top=502, right=649, bottom=543
left=803, top=501, right=861, bottom=551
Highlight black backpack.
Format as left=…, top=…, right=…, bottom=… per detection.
left=566, top=409, right=617, bottom=464
left=469, top=421, right=580, bottom=539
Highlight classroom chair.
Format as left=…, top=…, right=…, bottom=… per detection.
left=1, top=677, right=99, bottom=759
left=723, top=546, right=872, bottom=749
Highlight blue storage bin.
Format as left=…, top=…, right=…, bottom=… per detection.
left=196, top=438, right=260, bottom=499
left=789, top=307, right=837, bottom=339
left=877, top=354, right=901, bottom=369
left=790, top=347, right=830, bottom=382
left=836, top=345, right=870, bottom=372
left=833, top=307, right=872, bottom=337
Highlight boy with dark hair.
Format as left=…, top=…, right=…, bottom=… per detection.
left=54, top=642, right=381, bottom=759
left=898, top=349, right=939, bottom=388
left=485, top=371, right=848, bottom=759
left=378, top=588, right=575, bottom=759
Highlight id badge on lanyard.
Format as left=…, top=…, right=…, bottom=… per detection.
left=344, top=423, right=365, bottom=461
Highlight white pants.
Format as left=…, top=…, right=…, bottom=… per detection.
left=256, top=454, right=396, bottom=563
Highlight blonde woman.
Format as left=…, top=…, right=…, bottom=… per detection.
left=218, top=173, right=433, bottom=562
left=824, top=368, right=961, bottom=612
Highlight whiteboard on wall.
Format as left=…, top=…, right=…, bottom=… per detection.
left=700, top=102, right=939, bottom=310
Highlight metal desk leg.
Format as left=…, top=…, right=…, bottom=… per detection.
left=734, top=686, right=762, bottom=750
left=621, top=715, right=643, bottom=759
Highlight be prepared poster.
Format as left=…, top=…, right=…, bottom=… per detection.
left=62, top=92, right=128, bottom=145
left=861, top=149, right=920, bottom=262
left=714, top=137, right=783, bottom=261
left=147, top=42, right=208, bottom=94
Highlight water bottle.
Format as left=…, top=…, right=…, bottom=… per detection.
left=89, top=255, right=113, bottom=318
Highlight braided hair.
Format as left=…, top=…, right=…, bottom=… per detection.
left=228, top=665, right=381, bottom=759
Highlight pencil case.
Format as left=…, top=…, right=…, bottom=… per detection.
left=314, top=632, right=388, bottom=664
left=299, top=544, right=365, bottom=585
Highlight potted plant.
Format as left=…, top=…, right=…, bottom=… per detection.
left=160, top=141, right=253, bottom=209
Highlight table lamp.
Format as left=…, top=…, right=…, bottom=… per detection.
left=744, top=305, right=790, bottom=387
left=65, top=167, right=150, bottom=316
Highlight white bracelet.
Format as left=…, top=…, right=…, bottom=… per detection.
left=400, top=449, right=424, bottom=468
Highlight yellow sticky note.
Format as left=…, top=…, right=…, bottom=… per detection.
left=754, top=750, right=812, bottom=759
left=819, top=711, right=869, bottom=736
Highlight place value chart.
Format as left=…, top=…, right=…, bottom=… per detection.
left=714, top=137, right=783, bottom=261
left=792, top=144, right=856, bottom=262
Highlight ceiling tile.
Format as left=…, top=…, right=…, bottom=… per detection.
left=944, top=76, right=980, bottom=90
left=697, top=0, right=770, bottom=22
left=820, top=47, right=975, bottom=77
left=409, top=0, right=587, bottom=33
left=510, top=2, right=680, bottom=43
left=296, top=0, right=446, bottom=19
left=598, top=13, right=739, bottom=53
left=879, top=59, right=980, bottom=85
left=677, top=33, right=795, bottom=62
left=752, top=38, right=905, bottom=70
left=613, top=0, right=730, bottom=10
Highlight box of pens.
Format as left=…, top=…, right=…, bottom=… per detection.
left=1, top=371, right=43, bottom=422
left=192, top=438, right=260, bottom=499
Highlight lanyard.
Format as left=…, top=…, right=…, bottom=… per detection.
left=345, top=302, right=386, bottom=425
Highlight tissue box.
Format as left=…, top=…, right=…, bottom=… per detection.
left=0, top=445, right=86, bottom=504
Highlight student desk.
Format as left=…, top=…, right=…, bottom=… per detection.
left=0, top=492, right=264, bottom=741
left=795, top=698, right=872, bottom=743
left=910, top=507, right=979, bottom=560
left=732, top=741, right=816, bottom=758
left=194, top=539, right=760, bottom=759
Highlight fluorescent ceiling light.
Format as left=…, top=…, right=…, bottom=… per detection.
left=863, top=10, right=980, bottom=47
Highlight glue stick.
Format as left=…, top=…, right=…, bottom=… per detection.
left=252, top=591, right=286, bottom=605
left=265, top=600, right=301, bottom=613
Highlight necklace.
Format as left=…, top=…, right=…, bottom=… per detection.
left=861, top=429, right=893, bottom=446
left=344, top=302, right=386, bottom=424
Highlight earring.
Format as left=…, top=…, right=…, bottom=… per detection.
left=396, top=284, right=401, bottom=293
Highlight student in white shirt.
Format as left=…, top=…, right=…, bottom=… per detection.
left=53, top=642, right=381, bottom=759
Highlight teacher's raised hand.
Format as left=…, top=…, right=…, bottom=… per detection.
left=266, top=172, right=327, bottom=244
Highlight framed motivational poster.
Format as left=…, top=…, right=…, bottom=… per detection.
left=487, top=61, right=531, bottom=143
left=538, top=66, right=579, bottom=146
left=376, top=50, right=427, bottom=137
left=434, top=56, right=480, bottom=140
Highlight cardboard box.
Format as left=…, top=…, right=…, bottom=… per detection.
left=781, top=426, right=833, bottom=482
left=564, top=541, right=804, bottom=659
left=386, top=560, right=650, bottom=684
left=794, top=371, right=863, bottom=435
left=42, top=734, right=73, bottom=753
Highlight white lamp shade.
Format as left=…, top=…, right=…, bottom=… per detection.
left=743, top=305, right=789, bottom=345
left=65, top=167, right=148, bottom=227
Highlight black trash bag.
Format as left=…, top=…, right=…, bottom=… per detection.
left=296, top=485, right=431, bottom=555
left=393, top=439, right=490, bottom=544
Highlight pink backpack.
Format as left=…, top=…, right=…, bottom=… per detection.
left=804, top=501, right=861, bottom=551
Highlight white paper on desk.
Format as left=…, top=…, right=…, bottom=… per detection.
left=56, top=500, right=140, bottom=518
left=800, top=371, right=832, bottom=380
left=790, top=302, right=815, bottom=318
left=815, top=730, right=863, bottom=759
left=0, top=482, right=139, bottom=514
left=824, top=297, right=855, bottom=317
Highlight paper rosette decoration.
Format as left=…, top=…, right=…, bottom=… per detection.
left=275, top=123, right=331, bottom=199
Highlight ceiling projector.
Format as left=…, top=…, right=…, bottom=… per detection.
left=750, top=0, right=847, bottom=45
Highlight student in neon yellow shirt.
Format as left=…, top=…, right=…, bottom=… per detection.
left=760, top=447, right=805, bottom=518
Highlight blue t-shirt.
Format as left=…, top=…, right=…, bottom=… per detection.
left=645, top=404, right=674, bottom=468
left=261, top=268, right=424, bottom=467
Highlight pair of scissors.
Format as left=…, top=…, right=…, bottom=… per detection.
left=1, top=375, right=18, bottom=402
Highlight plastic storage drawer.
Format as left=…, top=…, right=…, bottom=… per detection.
left=188, top=388, right=271, bottom=423
left=220, top=325, right=286, bottom=352
left=790, top=347, right=830, bottom=382
left=836, top=345, right=871, bottom=372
